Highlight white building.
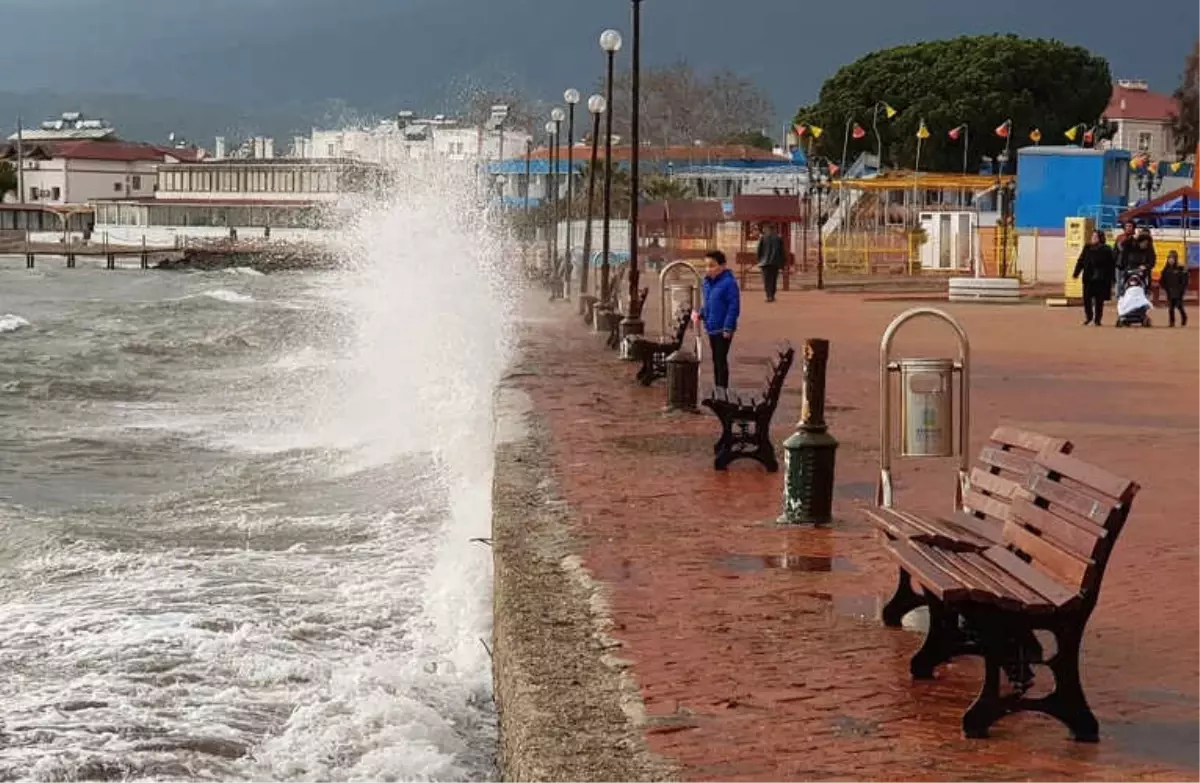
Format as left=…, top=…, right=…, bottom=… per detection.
left=1104, top=80, right=1179, bottom=162
left=308, top=112, right=531, bottom=165
left=1, top=111, right=202, bottom=205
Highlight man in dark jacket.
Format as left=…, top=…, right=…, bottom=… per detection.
left=1126, top=229, right=1157, bottom=291
left=1160, top=250, right=1189, bottom=327
left=1073, top=229, right=1117, bottom=326
left=701, top=250, right=741, bottom=388
left=756, top=223, right=786, bottom=302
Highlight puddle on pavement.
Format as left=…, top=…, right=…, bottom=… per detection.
left=718, top=553, right=856, bottom=573
left=1106, top=719, right=1200, bottom=771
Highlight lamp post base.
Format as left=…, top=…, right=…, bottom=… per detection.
left=579, top=294, right=597, bottom=320
left=618, top=315, right=644, bottom=340
left=592, top=303, right=613, bottom=333
left=778, top=428, right=839, bottom=525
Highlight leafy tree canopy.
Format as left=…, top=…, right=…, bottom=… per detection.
left=0, top=161, right=15, bottom=200
left=720, top=129, right=775, bottom=151
left=1172, top=39, right=1199, bottom=156
left=794, top=35, right=1112, bottom=173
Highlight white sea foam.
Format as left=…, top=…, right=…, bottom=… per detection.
left=197, top=289, right=256, bottom=304
left=0, top=313, right=31, bottom=333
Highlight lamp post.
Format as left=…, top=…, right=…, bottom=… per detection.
left=563, top=89, right=580, bottom=301
left=597, top=28, right=623, bottom=322
left=580, top=94, right=606, bottom=317
left=806, top=160, right=832, bottom=290
left=1133, top=162, right=1164, bottom=203
left=545, top=121, right=558, bottom=289
left=524, top=138, right=533, bottom=215
left=997, top=150, right=1011, bottom=278
left=619, top=0, right=646, bottom=342
left=551, top=108, right=566, bottom=297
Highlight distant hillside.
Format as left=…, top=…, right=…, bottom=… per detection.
left=0, top=91, right=390, bottom=150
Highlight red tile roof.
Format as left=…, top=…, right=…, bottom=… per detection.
left=0, top=139, right=178, bottom=162
left=1106, top=85, right=1178, bottom=121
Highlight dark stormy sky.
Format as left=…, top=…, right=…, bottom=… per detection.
left=0, top=0, right=1195, bottom=140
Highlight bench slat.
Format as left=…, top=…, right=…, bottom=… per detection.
left=917, top=545, right=1023, bottom=609
left=865, top=508, right=931, bottom=541
left=883, top=538, right=970, bottom=602
left=977, top=446, right=1034, bottom=477
left=1009, top=496, right=1105, bottom=560
left=1001, top=520, right=1091, bottom=590
left=1036, top=450, right=1138, bottom=503
left=963, top=486, right=1011, bottom=523
left=968, top=466, right=1020, bottom=500
left=981, top=545, right=1079, bottom=608
left=960, top=551, right=1053, bottom=610
left=940, top=510, right=1006, bottom=546
left=989, top=426, right=1073, bottom=456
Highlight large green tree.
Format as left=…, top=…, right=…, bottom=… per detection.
left=0, top=161, right=14, bottom=200
left=1172, top=39, right=1199, bottom=156
left=794, top=35, right=1112, bottom=173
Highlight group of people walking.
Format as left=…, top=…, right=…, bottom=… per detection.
left=1072, top=222, right=1190, bottom=328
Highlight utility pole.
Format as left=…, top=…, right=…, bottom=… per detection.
left=17, top=116, right=26, bottom=204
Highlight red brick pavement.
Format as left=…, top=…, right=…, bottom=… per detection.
left=516, top=286, right=1199, bottom=781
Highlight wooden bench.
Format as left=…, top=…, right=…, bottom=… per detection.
left=879, top=450, right=1139, bottom=742
left=631, top=308, right=692, bottom=386
left=864, top=426, right=1074, bottom=626
left=701, top=342, right=794, bottom=472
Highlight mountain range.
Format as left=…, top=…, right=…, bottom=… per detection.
left=0, top=0, right=1193, bottom=148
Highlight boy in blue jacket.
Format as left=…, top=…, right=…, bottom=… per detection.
left=700, top=250, right=741, bottom=388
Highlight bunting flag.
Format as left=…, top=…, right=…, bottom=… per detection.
left=794, top=123, right=808, bottom=138
left=882, top=102, right=897, bottom=119
left=810, top=125, right=824, bottom=139
left=851, top=123, right=866, bottom=139
left=916, top=120, right=930, bottom=140
left=1130, top=155, right=1147, bottom=170
left=1064, top=125, right=1080, bottom=142
left=948, top=124, right=965, bottom=141
left=827, top=162, right=841, bottom=176
left=1082, top=128, right=1095, bottom=145
left=1171, top=160, right=1185, bottom=173
left=1148, top=161, right=1160, bottom=175
left=994, top=119, right=1012, bottom=138
left=1029, top=128, right=1042, bottom=143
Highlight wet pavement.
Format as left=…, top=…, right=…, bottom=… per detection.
left=515, top=287, right=1199, bottom=781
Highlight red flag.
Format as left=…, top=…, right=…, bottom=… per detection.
left=851, top=123, right=866, bottom=140
left=828, top=162, right=841, bottom=176
left=948, top=126, right=962, bottom=141
left=1082, top=128, right=1095, bottom=145
left=794, top=123, right=808, bottom=138
left=994, top=120, right=1011, bottom=138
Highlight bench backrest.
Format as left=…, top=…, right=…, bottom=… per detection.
left=758, top=343, right=794, bottom=412
left=1001, top=450, right=1139, bottom=606
left=966, top=426, right=1074, bottom=528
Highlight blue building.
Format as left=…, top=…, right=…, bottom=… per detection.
left=1014, top=146, right=1132, bottom=231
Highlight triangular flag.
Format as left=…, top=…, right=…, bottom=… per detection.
left=916, top=120, right=930, bottom=140
left=1082, top=128, right=1094, bottom=145
left=882, top=102, right=897, bottom=119
left=994, top=119, right=1011, bottom=138
left=851, top=123, right=866, bottom=140
left=794, top=123, right=808, bottom=138
left=810, top=125, right=824, bottom=139
left=1029, top=128, right=1042, bottom=143
left=827, top=162, right=840, bottom=176
left=1148, top=161, right=1159, bottom=174
left=948, top=124, right=964, bottom=141
left=1064, top=126, right=1079, bottom=142
left=1171, top=161, right=1184, bottom=173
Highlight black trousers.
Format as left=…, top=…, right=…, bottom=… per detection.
left=761, top=265, right=780, bottom=300
left=709, top=333, right=733, bottom=388
left=1169, top=297, right=1187, bottom=325
left=1083, top=289, right=1106, bottom=325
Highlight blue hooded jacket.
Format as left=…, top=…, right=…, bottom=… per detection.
left=701, top=268, right=740, bottom=335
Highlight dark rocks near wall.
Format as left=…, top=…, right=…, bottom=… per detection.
left=155, top=246, right=345, bottom=273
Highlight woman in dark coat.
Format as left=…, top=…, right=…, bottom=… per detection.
left=1073, top=229, right=1117, bottom=326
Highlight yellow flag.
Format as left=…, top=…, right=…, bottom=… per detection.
left=810, top=125, right=824, bottom=138
left=1029, top=128, right=1042, bottom=143
left=916, top=120, right=930, bottom=140
left=1171, top=161, right=1184, bottom=173
left=1064, top=126, right=1079, bottom=142
left=883, top=102, right=897, bottom=119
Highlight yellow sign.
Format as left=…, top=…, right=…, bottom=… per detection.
left=1063, top=217, right=1094, bottom=300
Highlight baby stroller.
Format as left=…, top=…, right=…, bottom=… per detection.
left=1115, top=274, right=1152, bottom=328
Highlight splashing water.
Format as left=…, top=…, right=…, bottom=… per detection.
left=0, top=162, right=518, bottom=781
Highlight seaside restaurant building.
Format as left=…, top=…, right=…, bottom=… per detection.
left=92, top=158, right=385, bottom=240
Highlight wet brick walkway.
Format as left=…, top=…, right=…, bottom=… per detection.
left=515, top=288, right=1198, bottom=781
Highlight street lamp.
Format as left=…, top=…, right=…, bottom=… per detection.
left=806, top=160, right=832, bottom=290
left=1133, top=161, right=1164, bottom=202
left=598, top=28, right=622, bottom=321
left=996, top=150, right=1012, bottom=277
left=563, top=88, right=580, bottom=301
left=550, top=107, right=566, bottom=297
left=580, top=93, right=607, bottom=316
left=620, top=0, right=646, bottom=341
left=495, top=174, right=506, bottom=202
left=545, top=120, right=558, bottom=291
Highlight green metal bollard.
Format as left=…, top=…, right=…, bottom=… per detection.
left=779, top=338, right=838, bottom=525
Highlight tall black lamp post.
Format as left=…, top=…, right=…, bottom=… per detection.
left=996, top=150, right=1013, bottom=278
left=580, top=93, right=606, bottom=316
left=1133, top=161, right=1164, bottom=203
left=806, top=160, right=832, bottom=290
left=563, top=89, right=580, bottom=299
left=619, top=0, right=646, bottom=341
left=550, top=108, right=566, bottom=296
left=544, top=121, right=558, bottom=289
left=596, top=28, right=622, bottom=323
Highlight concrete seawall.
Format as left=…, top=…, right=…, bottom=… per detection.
left=490, top=372, right=674, bottom=783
